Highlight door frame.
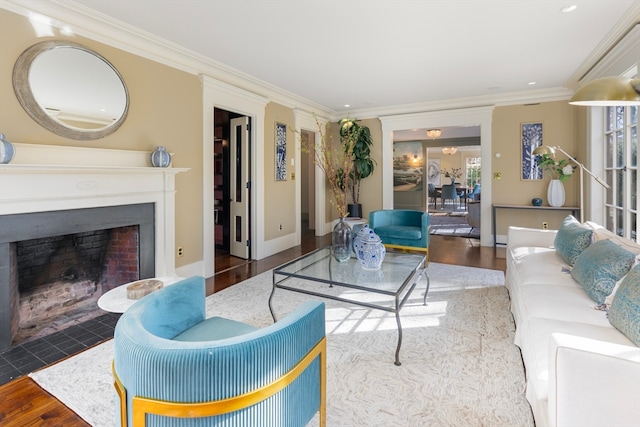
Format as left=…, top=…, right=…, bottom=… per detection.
left=202, top=76, right=268, bottom=277
left=294, top=110, right=330, bottom=236
left=380, top=106, right=494, bottom=247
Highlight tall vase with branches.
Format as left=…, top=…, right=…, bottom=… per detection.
left=302, top=116, right=358, bottom=261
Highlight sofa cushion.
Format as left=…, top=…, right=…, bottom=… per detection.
left=571, top=239, right=636, bottom=304
left=554, top=215, right=592, bottom=266
left=515, top=284, right=611, bottom=328
left=585, top=221, right=640, bottom=255
left=374, top=225, right=422, bottom=241
left=608, top=264, right=640, bottom=346
left=173, top=316, right=258, bottom=342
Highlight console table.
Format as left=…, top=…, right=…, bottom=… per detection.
left=492, top=204, right=580, bottom=248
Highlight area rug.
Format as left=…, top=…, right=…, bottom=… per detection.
left=30, top=263, right=533, bottom=427
left=429, top=213, right=480, bottom=239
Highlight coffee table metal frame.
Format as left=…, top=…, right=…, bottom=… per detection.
left=269, top=247, right=428, bottom=366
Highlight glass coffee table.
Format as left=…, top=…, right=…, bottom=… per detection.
left=269, top=247, right=428, bottom=366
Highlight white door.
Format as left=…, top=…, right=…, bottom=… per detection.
left=230, top=116, right=250, bottom=259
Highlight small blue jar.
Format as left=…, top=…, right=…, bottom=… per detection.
left=0, top=133, right=15, bottom=164
left=150, top=146, right=172, bottom=167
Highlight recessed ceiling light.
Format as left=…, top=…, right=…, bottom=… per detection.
left=528, top=81, right=537, bottom=86
left=561, top=5, right=577, bottom=13
left=344, top=104, right=350, bottom=108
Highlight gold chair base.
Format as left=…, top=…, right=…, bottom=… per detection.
left=113, top=337, right=326, bottom=427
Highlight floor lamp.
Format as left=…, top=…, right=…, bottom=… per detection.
left=533, top=145, right=610, bottom=223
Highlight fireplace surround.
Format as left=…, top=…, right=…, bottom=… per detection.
left=0, top=143, right=188, bottom=350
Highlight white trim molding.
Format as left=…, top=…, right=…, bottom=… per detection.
left=380, top=106, right=494, bottom=247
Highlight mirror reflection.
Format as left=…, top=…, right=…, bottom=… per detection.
left=13, top=41, right=129, bottom=140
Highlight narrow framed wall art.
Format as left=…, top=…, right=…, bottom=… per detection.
left=275, top=122, right=287, bottom=181
left=521, top=122, right=543, bottom=180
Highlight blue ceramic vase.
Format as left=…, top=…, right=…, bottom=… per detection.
left=150, top=146, right=172, bottom=167
left=0, top=133, right=15, bottom=164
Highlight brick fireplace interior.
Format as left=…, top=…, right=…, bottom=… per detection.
left=0, top=203, right=155, bottom=348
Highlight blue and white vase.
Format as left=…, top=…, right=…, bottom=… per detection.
left=353, top=224, right=370, bottom=254
left=0, top=133, right=15, bottom=164
left=150, top=146, right=172, bottom=167
left=357, top=229, right=386, bottom=270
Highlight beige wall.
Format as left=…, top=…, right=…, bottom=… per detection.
left=264, top=102, right=296, bottom=240
left=492, top=101, right=584, bottom=235
left=0, top=9, right=204, bottom=269
left=1, top=8, right=591, bottom=268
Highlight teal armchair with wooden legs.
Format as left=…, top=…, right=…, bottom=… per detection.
left=369, top=209, right=430, bottom=254
left=113, top=276, right=326, bottom=427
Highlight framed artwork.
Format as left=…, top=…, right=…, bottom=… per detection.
left=393, top=141, right=424, bottom=192
left=427, top=159, right=441, bottom=186
left=521, top=122, right=543, bottom=180
left=275, top=123, right=287, bottom=181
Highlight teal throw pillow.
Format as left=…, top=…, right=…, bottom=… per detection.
left=571, top=239, right=636, bottom=304
left=554, top=215, right=593, bottom=266
left=608, top=264, right=640, bottom=346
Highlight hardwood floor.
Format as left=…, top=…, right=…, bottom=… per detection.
left=0, top=230, right=504, bottom=426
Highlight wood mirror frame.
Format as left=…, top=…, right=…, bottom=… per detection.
left=12, top=40, right=129, bottom=141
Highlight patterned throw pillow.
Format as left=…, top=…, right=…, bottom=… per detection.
left=608, top=264, right=640, bottom=346
left=571, top=239, right=636, bottom=304
left=554, top=215, right=593, bottom=266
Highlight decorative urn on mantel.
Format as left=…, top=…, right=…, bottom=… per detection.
left=151, top=146, right=172, bottom=167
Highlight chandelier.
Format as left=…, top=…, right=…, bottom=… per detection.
left=426, top=129, right=442, bottom=139
left=442, top=147, right=458, bottom=155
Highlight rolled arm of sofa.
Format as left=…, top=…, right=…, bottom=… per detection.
left=507, top=226, right=557, bottom=251
left=548, top=333, right=640, bottom=427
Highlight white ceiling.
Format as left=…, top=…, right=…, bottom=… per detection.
left=63, top=0, right=638, bottom=115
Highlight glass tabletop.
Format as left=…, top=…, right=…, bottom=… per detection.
left=273, top=246, right=426, bottom=297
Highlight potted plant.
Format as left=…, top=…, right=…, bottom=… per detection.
left=338, top=118, right=375, bottom=219
left=441, top=168, right=463, bottom=184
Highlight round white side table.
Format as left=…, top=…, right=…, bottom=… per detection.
left=98, top=276, right=183, bottom=313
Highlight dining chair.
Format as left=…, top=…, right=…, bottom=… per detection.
left=440, top=184, right=460, bottom=209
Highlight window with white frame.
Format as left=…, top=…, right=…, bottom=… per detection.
left=465, top=156, right=481, bottom=189
left=604, top=105, right=638, bottom=241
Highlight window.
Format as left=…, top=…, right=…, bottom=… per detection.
left=604, top=105, right=638, bottom=241
left=465, top=156, right=481, bottom=188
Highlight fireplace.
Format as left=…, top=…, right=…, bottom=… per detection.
left=0, top=143, right=188, bottom=350
left=1, top=204, right=154, bottom=345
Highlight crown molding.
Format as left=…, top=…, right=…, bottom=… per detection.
left=345, top=87, right=573, bottom=121
left=2, top=0, right=334, bottom=117
left=566, top=3, right=640, bottom=86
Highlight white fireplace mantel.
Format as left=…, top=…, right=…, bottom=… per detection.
left=0, top=143, right=189, bottom=276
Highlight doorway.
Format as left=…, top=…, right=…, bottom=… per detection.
left=214, top=108, right=251, bottom=267
left=300, top=129, right=316, bottom=234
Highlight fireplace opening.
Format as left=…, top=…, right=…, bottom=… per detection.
left=13, top=226, right=140, bottom=344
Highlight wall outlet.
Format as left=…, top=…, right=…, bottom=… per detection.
left=177, top=246, right=184, bottom=257
left=542, top=222, right=549, bottom=230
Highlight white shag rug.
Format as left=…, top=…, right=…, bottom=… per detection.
left=30, top=263, right=534, bottom=427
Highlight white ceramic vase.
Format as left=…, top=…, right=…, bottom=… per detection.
left=547, top=179, right=565, bottom=207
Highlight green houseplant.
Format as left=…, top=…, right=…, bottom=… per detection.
left=338, top=118, right=375, bottom=218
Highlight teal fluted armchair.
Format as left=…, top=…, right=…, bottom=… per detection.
left=113, top=276, right=326, bottom=427
left=369, top=209, right=430, bottom=254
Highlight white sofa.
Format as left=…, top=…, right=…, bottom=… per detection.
left=506, top=220, right=640, bottom=427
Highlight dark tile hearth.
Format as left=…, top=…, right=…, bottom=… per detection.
left=0, top=312, right=120, bottom=386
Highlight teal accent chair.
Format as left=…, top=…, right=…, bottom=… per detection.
left=369, top=209, right=430, bottom=253
left=113, top=276, right=326, bottom=427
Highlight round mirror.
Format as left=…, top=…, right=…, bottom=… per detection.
left=13, top=41, right=129, bottom=140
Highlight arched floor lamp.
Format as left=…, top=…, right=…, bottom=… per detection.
left=533, top=145, right=610, bottom=223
